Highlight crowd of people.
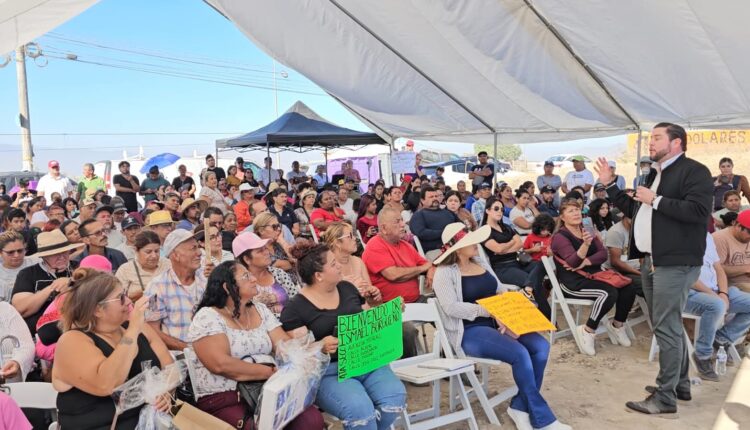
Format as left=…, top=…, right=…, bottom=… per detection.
left=1, top=124, right=749, bottom=429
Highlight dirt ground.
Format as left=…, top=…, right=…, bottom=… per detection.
left=400, top=325, right=741, bottom=430
left=328, top=322, right=744, bottom=430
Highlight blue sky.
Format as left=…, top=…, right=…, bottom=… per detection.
left=0, top=0, right=625, bottom=175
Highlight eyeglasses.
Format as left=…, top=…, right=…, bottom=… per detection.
left=84, top=229, right=106, bottom=238
left=267, top=224, right=281, bottom=231
left=99, top=290, right=127, bottom=306
left=338, top=232, right=354, bottom=240
left=2, top=248, right=25, bottom=256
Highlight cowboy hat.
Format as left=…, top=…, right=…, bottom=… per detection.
left=433, top=223, right=491, bottom=265
left=146, top=210, right=175, bottom=227
left=179, top=198, right=208, bottom=214
left=33, top=229, right=85, bottom=258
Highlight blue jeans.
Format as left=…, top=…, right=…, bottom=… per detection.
left=316, top=362, right=406, bottom=430
left=684, top=286, right=750, bottom=359
left=461, top=326, right=556, bottom=428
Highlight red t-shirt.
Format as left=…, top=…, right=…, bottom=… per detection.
left=362, top=235, right=427, bottom=303
left=356, top=215, right=378, bottom=243
left=309, top=208, right=344, bottom=236
left=523, top=233, right=552, bottom=261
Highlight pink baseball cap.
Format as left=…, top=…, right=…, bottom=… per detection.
left=232, top=233, right=269, bottom=258
left=79, top=254, right=113, bottom=273
left=48, top=160, right=60, bottom=168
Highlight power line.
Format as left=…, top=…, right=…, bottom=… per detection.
left=42, top=53, right=327, bottom=96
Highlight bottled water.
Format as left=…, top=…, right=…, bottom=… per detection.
left=716, top=346, right=728, bottom=376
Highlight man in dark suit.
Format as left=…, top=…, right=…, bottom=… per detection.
left=595, top=123, right=712, bottom=416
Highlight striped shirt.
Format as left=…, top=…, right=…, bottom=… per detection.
left=144, top=268, right=206, bottom=344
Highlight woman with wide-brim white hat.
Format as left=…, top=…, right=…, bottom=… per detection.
left=432, top=223, right=570, bottom=430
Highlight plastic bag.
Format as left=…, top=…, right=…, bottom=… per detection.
left=254, top=332, right=329, bottom=430
left=110, top=360, right=188, bottom=430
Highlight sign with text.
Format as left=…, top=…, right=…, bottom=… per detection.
left=337, top=297, right=403, bottom=381
left=477, top=292, right=556, bottom=336
left=628, top=130, right=750, bottom=148
left=391, top=151, right=417, bottom=175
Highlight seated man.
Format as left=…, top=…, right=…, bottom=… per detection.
left=713, top=210, right=750, bottom=292
left=12, top=230, right=83, bottom=336
left=362, top=207, right=433, bottom=358
left=537, top=185, right=560, bottom=218
left=713, top=190, right=749, bottom=229
left=145, top=229, right=208, bottom=351
left=684, top=233, right=750, bottom=381
left=409, top=186, right=458, bottom=260
left=74, top=219, right=128, bottom=272
left=603, top=215, right=642, bottom=294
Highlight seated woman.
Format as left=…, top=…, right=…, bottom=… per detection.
left=481, top=196, right=543, bottom=302
left=233, top=233, right=300, bottom=315
left=321, top=222, right=376, bottom=295
left=551, top=199, right=637, bottom=356
left=194, top=223, right=234, bottom=266
left=280, top=241, right=405, bottom=430
left=355, top=195, right=379, bottom=244
left=188, top=261, right=324, bottom=430
left=445, top=190, right=477, bottom=231
left=509, top=188, right=539, bottom=236
left=588, top=199, right=615, bottom=240
left=294, top=189, right=317, bottom=240
left=433, top=223, right=570, bottom=430
left=253, top=213, right=297, bottom=279
left=222, top=212, right=238, bottom=252
left=0, top=301, right=35, bottom=383
left=115, top=231, right=171, bottom=301
left=53, top=268, right=174, bottom=430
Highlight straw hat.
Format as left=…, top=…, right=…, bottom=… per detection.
left=33, top=230, right=85, bottom=258
left=146, top=210, right=174, bottom=227
left=300, top=189, right=317, bottom=202
left=179, top=198, right=208, bottom=214
left=433, top=223, right=491, bottom=265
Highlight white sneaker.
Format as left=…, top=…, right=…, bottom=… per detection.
left=576, top=325, right=596, bottom=356
left=507, top=406, right=533, bottom=430
left=606, top=320, right=632, bottom=347
left=536, top=420, right=573, bottom=430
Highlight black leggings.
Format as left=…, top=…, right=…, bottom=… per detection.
left=558, top=278, right=637, bottom=330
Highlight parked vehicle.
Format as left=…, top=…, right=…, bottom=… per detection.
left=421, top=157, right=510, bottom=187
left=544, top=154, right=592, bottom=169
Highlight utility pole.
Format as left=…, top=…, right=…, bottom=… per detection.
left=16, top=46, right=33, bottom=172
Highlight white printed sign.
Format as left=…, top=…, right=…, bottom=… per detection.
left=391, top=151, right=417, bottom=175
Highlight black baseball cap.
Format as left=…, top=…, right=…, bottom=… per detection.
left=121, top=216, right=142, bottom=230
left=540, top=185, right=555, bottom=193
left=478, top=183, right=492, bottom=190
left=544, top=161, right=555, bottom=167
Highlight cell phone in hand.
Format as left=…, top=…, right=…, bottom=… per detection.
left=148, top=294, right=158, bottom=312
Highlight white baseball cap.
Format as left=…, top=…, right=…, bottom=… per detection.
left=162, top=229, right=199, bottom=257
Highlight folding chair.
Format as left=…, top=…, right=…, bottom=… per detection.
left=3, top=382, right=58, bottom=429
left=390, top=301, right=480, bottom=430
left=432, top=299, right=516, bottom=426
left=310, top=225, right=320, bottom=243
left=626, top=295, right=652, bottom=339
left=413, top=235, right=426, bottom=259
left=541, top=256, right=616, bottom=351
left=648, top=312, right=743, bottom=373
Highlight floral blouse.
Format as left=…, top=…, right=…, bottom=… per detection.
left=187, top=304, right=280, bottom=400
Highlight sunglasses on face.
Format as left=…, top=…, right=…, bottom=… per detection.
left=490, top=206, right=503, bottom=212
left=267, top=224, right=282, bottom=231
left=99, top=290, right=127, bottom=306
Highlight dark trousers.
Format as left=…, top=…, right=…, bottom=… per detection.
left=558, top=275, right=637, bottom=330
left=642, top=256, right=700, bottom=406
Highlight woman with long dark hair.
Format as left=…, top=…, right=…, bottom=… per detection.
left=280, top=241, right=404, bottom=430
left=62, top=197, right=79, bottom=219
left=356, top=194, right=378, bottom=244
left=189, top=261, right=323, bottom=430
left=588, top=199, right=615, bottom=238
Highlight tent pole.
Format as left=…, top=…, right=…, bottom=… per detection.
left=493, top=133, right=498, bottom=193
left=325, top=147, right=329, bottom=186
left=635, top=128, right=643, bottom=183
left=389, top=137, right=396, bottom=188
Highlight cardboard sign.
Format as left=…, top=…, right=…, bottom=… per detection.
left=391, top=151, right=417, bottom=175
left=477, top=292, right=556, bottom=335
left=337, top=297, right=403, bottom=381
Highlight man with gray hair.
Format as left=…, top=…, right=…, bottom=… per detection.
left=76, top=163, right=105, bottom=202
left=362, top=206, right=433, bottom=358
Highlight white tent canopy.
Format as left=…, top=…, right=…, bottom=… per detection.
left=206, top=0, right=750, bottom=144
left=0, top=0, right=100, bottom=56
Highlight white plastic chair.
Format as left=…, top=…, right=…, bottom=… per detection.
left=626, top=295, right=652, bottom=338
left=390, top=301, right=480, bottom=430
left=4, top=382, right=58, bottom=429
left=310, top=225, right=320, bottom=243
left=541, top=256, right=616, bottom=352
left=648, top=312, right=743, bottom=373
left=431, top=299, right=516, bottom=426
left=413, top=235, right=426, bottom=259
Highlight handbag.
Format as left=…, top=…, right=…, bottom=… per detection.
left=237, top=357, right=274, bottom=414
left=172, top=400, right=235, bottom=430
left=553, top=255, right=631, bottom=289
